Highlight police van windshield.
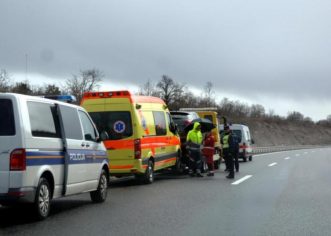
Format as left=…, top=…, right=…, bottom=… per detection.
left=89, top=111, right=133, bottom=140
left=0, top=99, right=15, bottom=136
left=232, top=130, right=242, bottom=139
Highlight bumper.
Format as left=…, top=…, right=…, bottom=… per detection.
left=0, top=187, right=36, bottom=204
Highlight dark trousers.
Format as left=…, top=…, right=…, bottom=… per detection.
left=234, top=151, right=239, bottom=171
left=223, top=149, right=234, bottom=176
left=189, top=150, right=202, bottom=173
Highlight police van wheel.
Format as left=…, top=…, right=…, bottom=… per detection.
left=143, top=160, right=154, bottom=184
left=34, top=177, right=51, bottom=220
left=90, top=169, right=108, bottom=203
left=249, top=156, right=253, bottom=161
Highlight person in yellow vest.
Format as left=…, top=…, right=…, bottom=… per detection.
left=186, top=122, right=203, bottom=177
left=221, top=125, right=235, bottom=179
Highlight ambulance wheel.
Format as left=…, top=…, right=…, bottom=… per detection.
left=249, top=156, right=253, bottom=161
left=90, top=169, right=108, bottom=203
left=140, top=160, right=154, bottom=184
left=34, top=177, right=51, bottom=220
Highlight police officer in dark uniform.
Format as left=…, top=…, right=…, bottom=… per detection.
left=221, top=125, right=235, bottom=179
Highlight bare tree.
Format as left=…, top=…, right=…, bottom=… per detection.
left=287, top=111, right=304, bottom=122
left=202, top=81, right=215, bottom=107
left=11, top=81, right=33, bottom=95
left=63, top=69, right=104, bottom=104
left=0, top=69, right=11, bottom=92
left=139, top=79, right=158, bottom=96
left=250, top=104, right=266, bottom=118
left=156, top=75, right=184, bottom=109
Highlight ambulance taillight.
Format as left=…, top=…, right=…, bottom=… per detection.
left=134, top=139, right=141, bottom=159
left=10, top=149, right=26, bottom=171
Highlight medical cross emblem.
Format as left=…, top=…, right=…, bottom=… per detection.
left=113, top=121, right=126, bottom=133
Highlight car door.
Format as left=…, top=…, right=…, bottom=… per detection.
left=57, top=104, right=87, bottom=195
left=78, top=110, right=101, bottom=183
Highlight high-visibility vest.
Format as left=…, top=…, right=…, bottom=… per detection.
left=222, top=134, right=229, bottom=149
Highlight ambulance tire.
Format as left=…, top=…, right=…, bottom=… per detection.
left=90, top=169, right=108, bottom=203
left=34, top=177, right=51, bottom=220
left=136, top=160, right=154, bottom=184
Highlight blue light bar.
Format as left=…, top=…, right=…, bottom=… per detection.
left=43, top=95, right=77, bottom=103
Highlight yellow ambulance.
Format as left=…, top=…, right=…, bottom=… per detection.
left=81, top=91, right=181, bottom=184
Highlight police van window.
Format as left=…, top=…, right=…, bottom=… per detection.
left=153, top=111, right=166, bottom=136
left=27, top=102, right=60, bottom=138
left=78, top=111, right=97, bottom=141
left=59, top=105, right=83, bottom=140
left=0, top=99, right=15, bottom=136
left=89, top=111, right=133, bottom=140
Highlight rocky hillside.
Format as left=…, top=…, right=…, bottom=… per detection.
left=233, top=119, right=331, bottom=147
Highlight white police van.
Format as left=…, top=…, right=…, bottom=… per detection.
left=0, top=93, right=109, bottom=219
left=220, top=124, right=254, bottom=162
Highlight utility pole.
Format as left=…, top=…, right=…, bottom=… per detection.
left=25, top=53, right=28, bottom=81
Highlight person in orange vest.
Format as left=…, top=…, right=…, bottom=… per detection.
left=202, top=131, right=215, bottom=176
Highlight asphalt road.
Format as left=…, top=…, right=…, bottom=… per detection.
left=1, top=148, right=331, bottom=236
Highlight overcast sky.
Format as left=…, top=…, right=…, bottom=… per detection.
left=1, top=0, right=331, bottom=121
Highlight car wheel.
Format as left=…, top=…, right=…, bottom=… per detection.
left=143, top=160, right=154, bottom=184
left=34, top=177, right=51, bottom=220
left=90, top=169, right=108, bottom=203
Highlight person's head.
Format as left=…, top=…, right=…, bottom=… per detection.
left=224, top=125, right=230, bottom=134
left=193, top=122, right=201, bottom=131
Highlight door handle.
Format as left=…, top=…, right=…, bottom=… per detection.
left=81, top=143, right=86, bottom=147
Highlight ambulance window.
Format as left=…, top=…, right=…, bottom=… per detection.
left=89, top=111, right=133, bottom=140
left=28, top=102, right=61, bottom=138
left=60, top=106, right=83, bottom=140
left=153, top=111, right=166, bottom=136
left=0, top=99, right=15, bottom=136
left=204, top=115, right=213, bottom=122
left=78, top=111, right=97, bottom=141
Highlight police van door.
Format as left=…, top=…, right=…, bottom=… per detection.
left=78, top=110, right=101, bottom=185
left=0, top=98, right=18, bottom=194
left=57, top=104, right=88, bottom=195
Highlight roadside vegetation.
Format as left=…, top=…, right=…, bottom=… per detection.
left=1, top=68, right=331, bottom=146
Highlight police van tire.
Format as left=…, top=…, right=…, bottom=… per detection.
left=249, top=156, right=253, bottom=161
left=143, top=160, right=154, bottom=184
left=90, top=169, right=108, bottom=203
left=34, top=177, right=51, bottom=220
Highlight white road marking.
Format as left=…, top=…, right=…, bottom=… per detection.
left=284, top=157, right=290, bottom=160
left=304, top=152, right=308, bottom=155
left=268, top=162, right=277, bottom=167
left=231, top=175, right=252, bottom=185
left=295, top=154, right=300, bottom=157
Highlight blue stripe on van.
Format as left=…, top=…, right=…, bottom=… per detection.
left=26, top=150, right=108, bottom=166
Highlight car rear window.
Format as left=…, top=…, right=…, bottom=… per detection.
left=89, top=111, right=133, bottom=140
left=0, top=99, right=15, bottom=136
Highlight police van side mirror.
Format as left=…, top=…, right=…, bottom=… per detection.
left=98, top=131, right=109, bottom=142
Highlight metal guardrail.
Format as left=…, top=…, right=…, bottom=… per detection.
left=252, top=145, right=330, bottom=155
